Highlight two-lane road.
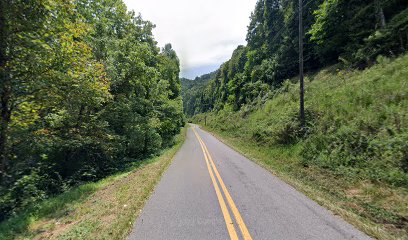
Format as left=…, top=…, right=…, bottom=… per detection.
left=129, top=125, right=371, bottom=240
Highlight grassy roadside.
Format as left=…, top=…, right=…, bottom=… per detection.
left=0, top=127, right=187, bottom=240
left=197, top=126, right=400, bottom=239
left=192, top=55, right=408, bottom=239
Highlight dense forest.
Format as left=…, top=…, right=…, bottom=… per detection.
left=0, top=0, right=183, bottom=220
left=1, top=0, right=407, bottom=234
left=184, top=0, right=408, bottom=237
left=181, top=71, right=217, bottom=116
left=192, top=53, right=408, bottom=238
left=183, top=0, right=408, bottom=115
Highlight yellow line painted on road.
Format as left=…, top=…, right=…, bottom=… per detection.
left=193, top=128, right=239, bottom=240
left=193, top=127, right=253, bottom=240
left=199, top=135, right=253, bottom=240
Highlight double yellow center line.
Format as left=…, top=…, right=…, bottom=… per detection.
left=192, top=127, right=252, bottom=240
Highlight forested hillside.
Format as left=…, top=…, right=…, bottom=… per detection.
left=182, top=0, right=408, bottom=113
left=192, top=54, right=408, bottom=239
left=181, top=71, right=217, bottom=116
left=0, top=0, right=183, bottom=221
left=182, top=0, right=408, bottom=238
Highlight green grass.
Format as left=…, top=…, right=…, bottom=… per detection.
left=192, top=54, right=408, bottom=239
left=0, top=127, right=187, bottom=240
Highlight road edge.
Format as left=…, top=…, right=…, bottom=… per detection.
left=0, top=126, right=188, bottom=240
left=197, top=124, right=394, bottom=240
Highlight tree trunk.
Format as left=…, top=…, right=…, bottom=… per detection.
left=0, top=0, right=11, bottom=178
left=376, top=0, right=386, bottom=28
left=76, top=105, right=85, bottom=128
left=0, top=80, right=11, bottom=177
left=406, top=32, right=408, bottom=49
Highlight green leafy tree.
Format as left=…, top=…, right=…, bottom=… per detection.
left=1, top=0, right=183, bottom=220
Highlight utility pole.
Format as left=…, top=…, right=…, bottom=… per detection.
left=299, top=0, right=305, bottom=129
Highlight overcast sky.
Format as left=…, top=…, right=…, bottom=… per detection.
left=122, top=0, right=257, bottom=79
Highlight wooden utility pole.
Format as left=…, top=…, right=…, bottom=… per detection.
left=299, top=0, right=305, bottom=129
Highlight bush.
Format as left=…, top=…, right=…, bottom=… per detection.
left=301, top=126, right=408, bottom=186
left=195, top=54, right=408, bottom=188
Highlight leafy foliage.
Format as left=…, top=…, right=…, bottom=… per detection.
left=181, top=71, right=217, bottom=116
left=192, top=54, right=408, bottom=237
left=182, top=2, right=408, bottom=235
left=193, top=54, right=408, bottom=186
left=0, top=0, right=183, bottom=221
left=182, top=0, right=408, bottom=113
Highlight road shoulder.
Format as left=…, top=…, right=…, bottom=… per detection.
left=197, top=124, right=403, bottom=240
left=0, top=128, right=187, bottom=240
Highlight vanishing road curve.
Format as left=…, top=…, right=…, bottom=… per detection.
left=129, top=125, right=371, bottom=240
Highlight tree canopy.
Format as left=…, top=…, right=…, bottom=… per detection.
left=182, top=0, right=408, bottom=116
left=0, top=0, right=183, bottom=220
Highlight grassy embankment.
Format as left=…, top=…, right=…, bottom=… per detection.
left=192, top=55, right=408, bottom=239
left=0, top=127, right=187, bottom=239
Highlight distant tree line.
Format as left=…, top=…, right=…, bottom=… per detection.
left=0, top=0, right=183, bottom=220
left=182, top=0, right=408, bottom=116
left=181, top=71, right=217, bottom=116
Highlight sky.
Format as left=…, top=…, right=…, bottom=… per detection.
left=122, top=0, right=258, bottom=79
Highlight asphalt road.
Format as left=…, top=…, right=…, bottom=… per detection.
left=129, top=125, right=371, bottom=240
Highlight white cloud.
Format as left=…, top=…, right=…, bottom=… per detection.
left=122, top=0, right=257, bottom=78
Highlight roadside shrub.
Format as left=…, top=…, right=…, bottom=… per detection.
left=272, top=108, right=318, bottom=145
left=0, top=169, right=55, bottom=221
left=251, top=128, right=272, bottom=144
left=274, top=120, right=301, bottom=145
left=0, top=189, right=14, bottom=222
left=301, top=128, right=408, bottom=186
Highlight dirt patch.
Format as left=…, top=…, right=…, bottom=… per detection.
left=32, top=220, right=78, bottom=240
left=345, top=188, right=363, bottom=198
